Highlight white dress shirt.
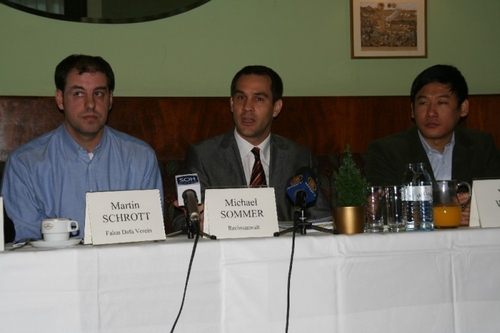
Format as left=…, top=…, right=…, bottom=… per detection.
left=418, top=131, right=455, bottom=180
left=234, top=129, right=271, bottom=186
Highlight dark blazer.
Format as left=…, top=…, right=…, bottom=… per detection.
left=365, top=126, right=500, bottom=186
left=173, top=130, right=332, bottom=230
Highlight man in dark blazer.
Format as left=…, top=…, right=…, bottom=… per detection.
left=365, top=64, right=500, bottom=225
left=172, top=65, right=332, bottom=231
left=366, top=126, right=500, bottom=187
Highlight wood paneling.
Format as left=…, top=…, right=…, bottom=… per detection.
left=1, top=95, right=499, bottom=161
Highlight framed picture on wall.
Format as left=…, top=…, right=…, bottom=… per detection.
left=350, top=0, right=427, bottom=58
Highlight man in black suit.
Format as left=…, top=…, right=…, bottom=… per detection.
left=365, top=64, right=500, bottom=225
left=173, top=65, right=332, bottom=231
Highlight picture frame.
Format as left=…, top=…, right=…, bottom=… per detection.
left=350, top=0, right=427, bottom=58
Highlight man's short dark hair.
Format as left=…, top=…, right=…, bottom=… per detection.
left=230, top=65, right=283, bottom=103
left=410, top=64, right=468, bottom=106
left=54, top=54, right=115, bottom=92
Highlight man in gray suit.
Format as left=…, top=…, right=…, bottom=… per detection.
left=365, top=64, right=500, bottom=225
left=172, top=65, right=332, bottom=231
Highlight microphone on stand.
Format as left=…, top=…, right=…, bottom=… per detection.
left=285, top=166, right=319, bottom=211
left=170, top=173, right=204, bottom=332
left=175, top=174, right=202, bottom=230
left=182, top=189, right=200, bottom=223
left=281, top=167, right=324, bottom=332
left=276, top=166, right=332, bottom=236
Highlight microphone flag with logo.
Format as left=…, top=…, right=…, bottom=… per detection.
left=286, top=166, right=319, bottom=208
left=175, top=174, right=202, bottom=222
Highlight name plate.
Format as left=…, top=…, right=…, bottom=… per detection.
left=84, top=189, right=165, bottom=245
left=0, top=196, right=4, bottom=252
left=470, top=179, right=500, bottom=228
left=204, top=187, right=279, bottom=239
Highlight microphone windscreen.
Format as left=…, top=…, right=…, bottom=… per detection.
left=183, top=189, right=200, bottom=221
left=286, top=167, right=318, bottom=205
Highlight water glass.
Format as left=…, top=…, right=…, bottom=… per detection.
left=366, top=186, right=385, bottom=232
left=385, top=185, right=406, bottom=232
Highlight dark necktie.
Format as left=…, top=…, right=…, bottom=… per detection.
left=249, top=147, right=267, bottom=187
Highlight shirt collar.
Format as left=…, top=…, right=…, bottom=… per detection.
left=60, top=124, right=107, bottom=156
left=418, top=130, right=455, bottom=155
left=234, top=129, right=271, bottom=163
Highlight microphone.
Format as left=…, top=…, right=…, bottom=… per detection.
left=182, top=190, right=200, bottom=222
left=286, top=167, right=319, bottom=209
left=175, top=174, right=202, bottom=222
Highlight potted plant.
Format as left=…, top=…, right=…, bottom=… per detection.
left=332, top=144, right=369, bottom=234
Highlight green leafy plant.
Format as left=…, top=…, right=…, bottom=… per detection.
left=332, top=144, right=369, bottom=207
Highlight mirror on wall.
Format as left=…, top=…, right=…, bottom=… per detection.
left=0, top=0, right=211, bottom=23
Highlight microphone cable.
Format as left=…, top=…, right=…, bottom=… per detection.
left=170, top=231, right=200, bottom=333
left=285, top=220, right=298, bottom=333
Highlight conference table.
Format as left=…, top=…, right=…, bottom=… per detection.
left=1, top=227, right=500, bottom=333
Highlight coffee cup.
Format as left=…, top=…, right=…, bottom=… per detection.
left=41, top=218, right=79, bottom=242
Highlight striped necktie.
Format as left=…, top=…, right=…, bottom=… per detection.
left=249, top=147, right=267, bottom=187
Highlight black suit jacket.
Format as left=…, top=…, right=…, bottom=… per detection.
left=365, top=126, right=500, bottom=186
left=173, top=130, right=332, bottom=231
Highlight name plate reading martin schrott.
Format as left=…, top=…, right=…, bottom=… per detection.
left=470, top=179, right=500, bottom=228
left=204, top=188, right=278, bottom=239
left=84, top=189, right=165, bottom=245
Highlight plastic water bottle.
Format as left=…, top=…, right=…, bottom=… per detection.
left=413, top=163, right=434, bottom=231
left=401, top=163, right=417, bottom=231
left=402, top=162, right=434, bottom=231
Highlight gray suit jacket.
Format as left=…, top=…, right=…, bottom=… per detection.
left=173, top=130, right=332, bottom=231
left=365, top=126, right=500, bottom=186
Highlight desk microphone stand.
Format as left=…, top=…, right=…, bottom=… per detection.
left=166, top=216, right=217, bottom=240
left=274, top=206, right=334, bottom=236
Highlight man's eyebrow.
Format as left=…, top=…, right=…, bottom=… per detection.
left=234, top=90, right=270, bottom=98
left=416, top=93, right=451, bottom=99
left=67, top=85, right=108, bottom=91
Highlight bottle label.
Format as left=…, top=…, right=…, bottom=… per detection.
left=404, top=186, right=432, bottom=201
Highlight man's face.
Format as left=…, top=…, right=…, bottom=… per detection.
left=230, top=74, right=282, bottom=146
left=55, top=69, right=112, bottom=148
left=411, top=82, right=468, bottom=150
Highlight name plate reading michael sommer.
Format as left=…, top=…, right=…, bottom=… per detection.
left=84, top=189, right=165, bottom=245
left=470, top=179, right=500, bottom=228
left=204, top=188, right=278, bottom=239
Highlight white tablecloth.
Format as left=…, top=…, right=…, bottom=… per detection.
left=1, top=228, right=500, bottom=333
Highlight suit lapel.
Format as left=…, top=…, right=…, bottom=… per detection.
left=269, top=134, right=288, bottom=187
left=408, top=127, right=436, bottom=180
left=219, top=131, right=247, bottom=185
left=452, top=127, right=473, bottom=181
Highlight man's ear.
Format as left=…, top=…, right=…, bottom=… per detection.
left=460, top=99, right=469, bottom=117
left=55, top=89, right=64, bottom=110
left=273, top=99, right=283, bottom=118
left=410, top=103, right=415, bottom=119
left=109, top=91, right=113, bottom=110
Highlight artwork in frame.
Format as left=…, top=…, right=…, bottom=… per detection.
left=350, top=0, right=427, bottom=58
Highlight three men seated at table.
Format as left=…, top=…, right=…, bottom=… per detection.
left=2, top=61, right=500, bottom=242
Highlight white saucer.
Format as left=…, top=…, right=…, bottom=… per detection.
left=30, top=238, right=82, bottom=248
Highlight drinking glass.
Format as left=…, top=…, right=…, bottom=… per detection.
left=385, top=185, right=406, bottom=232
left=366, top=186, right=385, bottom=232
